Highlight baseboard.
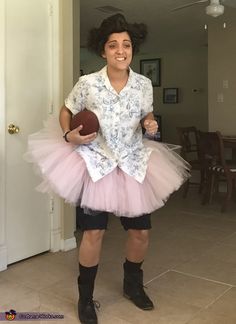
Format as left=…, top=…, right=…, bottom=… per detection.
left=61, top=237, right=77, bottom=251
left=50, top=227, right=62, bottom=253
left=0, top=245, right=7, bottom=271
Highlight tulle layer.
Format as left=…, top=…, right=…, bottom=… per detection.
left=25, top=116, right=189, bottom=217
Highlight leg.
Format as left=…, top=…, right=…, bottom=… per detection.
left=125, top=229, right=149, bottom=263
left=79, top=229, right=105, bottom=266
left=120, top=214, right=154, bottom=311
left=76, top=210, right=108, bottom=324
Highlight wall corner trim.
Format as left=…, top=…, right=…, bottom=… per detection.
left=60, top=237, right=77, bottom=252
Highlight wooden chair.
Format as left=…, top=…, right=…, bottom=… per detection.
left=198, top=131, right=236, bottom=212
left=176, top=126, right=204, bottom=197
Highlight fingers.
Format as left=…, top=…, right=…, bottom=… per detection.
left=80, top=132, right=97, bottom=144
left=144, top=119, right=158, bottom=135
left=76, top=126, right=97, bottom=144
left=76, top=125, right=83, bottom=132
left=143, top=120, right=150, bottom=128
left=68, top=125, right=97, bottom=145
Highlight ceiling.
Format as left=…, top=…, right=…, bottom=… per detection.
left=80, top=0, right=236, bottom=53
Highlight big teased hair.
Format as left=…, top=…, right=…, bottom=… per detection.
left=87, top=13, right=147, bottom=56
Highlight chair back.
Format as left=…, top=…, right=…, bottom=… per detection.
left=198, top=130, right=236, bottom=212
left=198, top=131, right=227, bottom=170
left=176, top=126, right=200, bottom=161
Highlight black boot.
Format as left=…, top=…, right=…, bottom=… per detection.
left=78, top=277, right=99, bottom=324
left=123, top=269, right=154, bottom=310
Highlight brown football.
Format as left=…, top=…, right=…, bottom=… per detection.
left=70, top=109, right=99, bottom=136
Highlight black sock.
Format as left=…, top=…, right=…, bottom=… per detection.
left=123, top=259, right=143, bottom=273
left=78, top=263, right=98, bottom=285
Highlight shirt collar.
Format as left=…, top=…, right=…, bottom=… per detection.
left=99, top=65, right=134, bottom=94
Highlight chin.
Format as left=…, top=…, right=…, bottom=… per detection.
left=116, top=63, right=130, bottom=70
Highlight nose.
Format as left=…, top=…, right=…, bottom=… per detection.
left=116, top=45, right=124, bottom=54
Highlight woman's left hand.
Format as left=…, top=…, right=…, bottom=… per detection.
left=143, top=119, right=158, bottom=135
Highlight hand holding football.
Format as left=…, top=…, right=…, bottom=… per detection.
left=70, top=109, right=99, bottom=136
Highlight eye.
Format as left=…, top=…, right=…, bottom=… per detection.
left=124, top=43, right=131, bottom=48
left=108, top=44, right=116, bottom=49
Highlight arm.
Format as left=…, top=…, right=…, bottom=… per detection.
left=141, top=112, right=158, bottom=135
left=59, top=105, right=97, bottom=145
left=59, top=105, right=72, bottom=133
left=140, top=78, right=158, bottom=135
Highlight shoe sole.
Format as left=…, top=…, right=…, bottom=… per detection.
left=123, top=293, right=154, bottom=311
left=79, top=319, right=97, bottom=324
left=78, top=313, right=98, bottom=324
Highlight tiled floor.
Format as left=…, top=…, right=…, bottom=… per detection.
left=1, top=188, right=236, bottom=324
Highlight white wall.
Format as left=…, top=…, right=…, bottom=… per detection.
left=133, top=48, right=208, bottom=143
left=73, top=0, right=81, bottom=84
left=80, top=48, right=104, bottom=75
left=208, top=10, right=236, bottom=135
left=61, top=0, right=76, bottom=241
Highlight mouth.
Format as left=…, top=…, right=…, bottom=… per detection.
left=116, top=57, right=126, bottom=61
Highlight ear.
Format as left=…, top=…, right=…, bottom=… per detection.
left=101, top=52, right=106, bottom=59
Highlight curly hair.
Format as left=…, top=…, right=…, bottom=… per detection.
left=87, top=14, right=147, bottom=56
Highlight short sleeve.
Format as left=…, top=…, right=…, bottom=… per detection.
left=141, top=78, right=153, bottom=119
left=64, top=76, right=86, bottom=115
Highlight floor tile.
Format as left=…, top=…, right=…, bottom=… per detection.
left=205, top=287, right=236, bottom=319
left=200, top=243, right=236, bottom=264
left=0, top=277, right=36, bottom=305
left=186, top=287, right=236, bottom=324
left=148, top=270, right=230, bottom=308
left=174, top=255, right=236, bottom=286
left=187, top=313, right=236, bottom=324
left=39, top=291, right=77, bottom=320
left=40, top=278, right=78, bottom=304
left=1, top=257, right=76, bottom=291
left=1, top=290, right=40, bottom=313
left=103, top=293, right=200, bottom=324
left=221, top=232, right=236, bottom=246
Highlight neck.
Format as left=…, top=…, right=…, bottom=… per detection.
left=107, top=66, right=129, bottom=82
left=106, top=66, right=130, bottom=94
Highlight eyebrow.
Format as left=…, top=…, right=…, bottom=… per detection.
left=107, top=39, right=132, bottom=44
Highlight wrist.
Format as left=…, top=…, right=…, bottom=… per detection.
left=63, top=130, right=71, bottom=142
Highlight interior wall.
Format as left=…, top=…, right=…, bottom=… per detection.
left=61, top=0, right=81, bottom=242
left=208, top=10, right=236, bottom=135
left=61, top=0, right=76, bottom=241
left=80, top=47, right=208, bottom=144
left=80, top=48, right=104, bottom=74
left=133, top=48, right=208, bottom=143
left=73, top=0, right=80, bottom=84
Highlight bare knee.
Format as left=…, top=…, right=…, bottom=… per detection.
left=82, top=229, right=105, bottom=245
left=128, top=229, right=149, bottom=245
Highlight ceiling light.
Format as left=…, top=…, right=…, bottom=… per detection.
left=206, top=0, right=224, bottom=18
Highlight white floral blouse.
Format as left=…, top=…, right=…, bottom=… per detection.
left=65, top=66, right=153, bottom=183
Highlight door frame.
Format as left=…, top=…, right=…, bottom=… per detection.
left=0, top=0, right=7, bottom=271
left=0, top=0, right=67, bottom=271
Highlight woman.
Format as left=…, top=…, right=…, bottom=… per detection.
left=27, top=14, right=189, bottom=324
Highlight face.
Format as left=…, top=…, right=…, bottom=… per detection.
left=102, top=32, right=132, bottom=71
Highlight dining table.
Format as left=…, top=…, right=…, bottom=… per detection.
left=223, top=135, right=236, bottom=146
left=222, top=135, right=236, bottom=160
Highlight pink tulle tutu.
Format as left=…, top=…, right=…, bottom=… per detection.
left=25, top=116, right=189, bottom=217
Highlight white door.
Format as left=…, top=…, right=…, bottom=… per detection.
left=4, top=0, right=53, bottom=264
